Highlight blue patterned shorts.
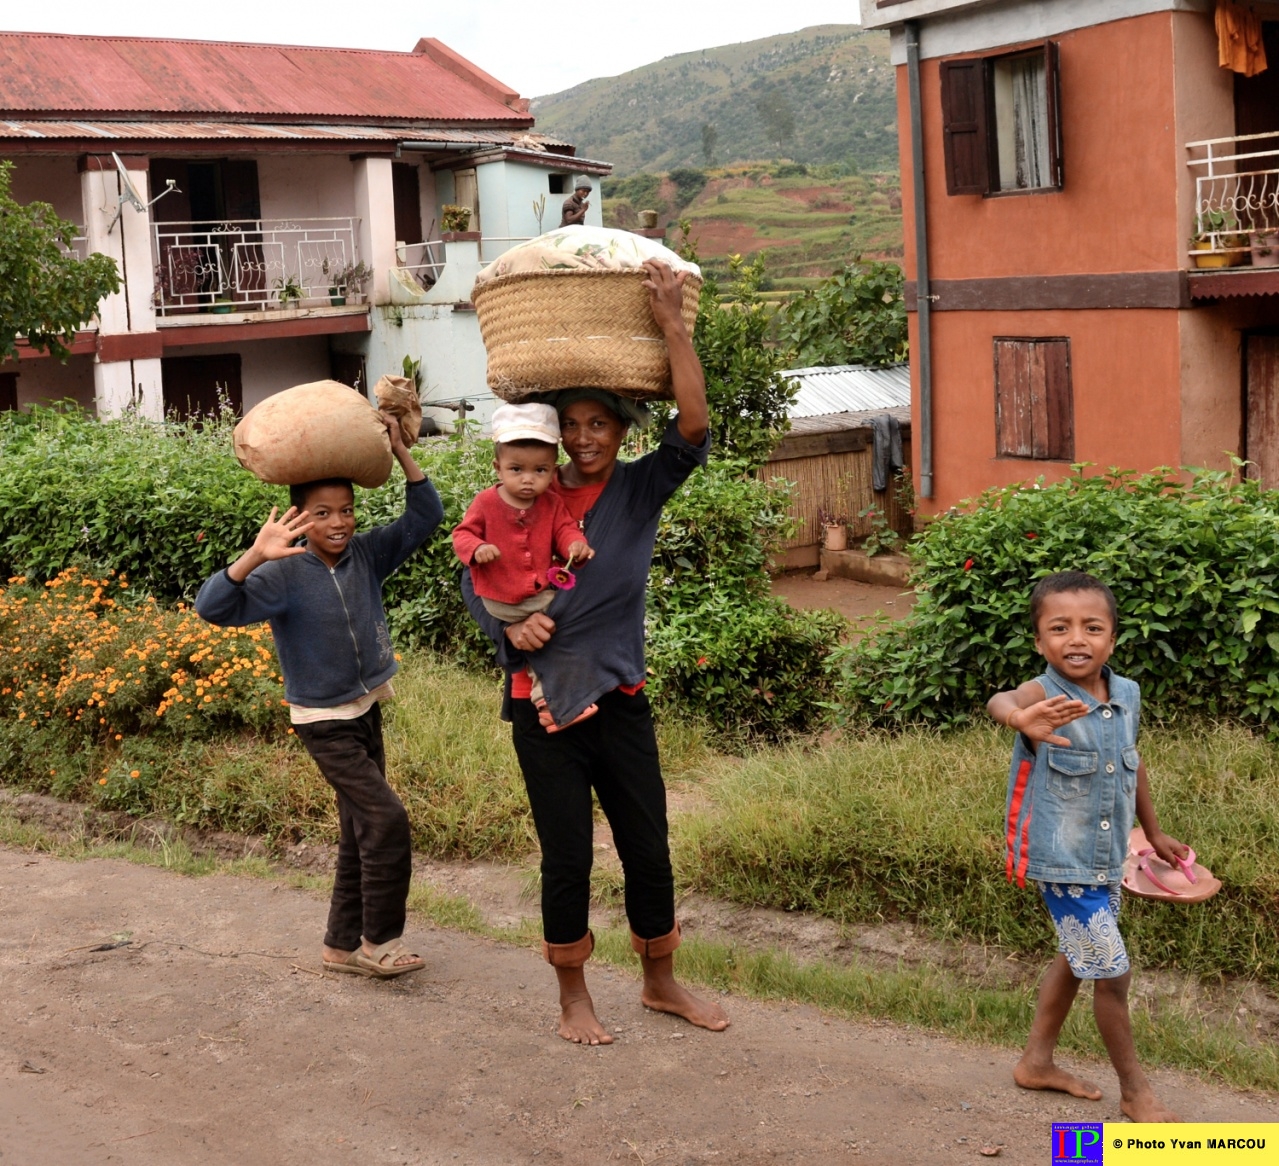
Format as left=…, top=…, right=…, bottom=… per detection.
left=1037, top=881, right=1130, bottom=980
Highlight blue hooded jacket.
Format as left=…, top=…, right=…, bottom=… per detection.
left=195, top=477, right=443, bottom=707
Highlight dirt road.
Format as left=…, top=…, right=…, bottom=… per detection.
left=0, top=848, right=1272, bottom=1165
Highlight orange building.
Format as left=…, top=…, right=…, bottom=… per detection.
left=862, top=0, right=1279, bottom=515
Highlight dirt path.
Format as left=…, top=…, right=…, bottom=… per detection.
left=1, top=849, right=1273, bottom=1165
left=770, top=573, right=914, bottom=628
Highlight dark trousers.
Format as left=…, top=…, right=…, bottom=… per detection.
left=294, top=703, right=411, bottom=950
left=511, top=688, right=675, bottom=945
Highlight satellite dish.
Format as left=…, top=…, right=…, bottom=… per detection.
left=106, top=151, right=179, bottom=233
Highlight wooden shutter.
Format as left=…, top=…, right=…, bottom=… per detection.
left=1246, top=334, right=1279, bottom=486
left=1041, top=338, right=1073, bottom=459
left=995, top=338, right=1072, bottom=460
left=220, top=160, right=261, bottom=222
left=940, top=57, right=990, bottom=195
left=1044, top=41, right=1064, bottom=190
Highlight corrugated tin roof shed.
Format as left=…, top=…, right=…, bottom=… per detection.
left=0, top=33, right=532, bottom=125
left=780, top=364, right=911, bottom=418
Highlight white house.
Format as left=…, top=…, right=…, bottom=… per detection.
left=0, top=32, right=610, bottom=430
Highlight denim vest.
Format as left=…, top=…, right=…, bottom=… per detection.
left=1004, top=664, right=1140, bottom=887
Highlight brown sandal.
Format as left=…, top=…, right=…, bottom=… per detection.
left=354, top=937, right=425, bottom=978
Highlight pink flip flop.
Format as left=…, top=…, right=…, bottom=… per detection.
left=1122, top=827, right=1222, bottom=903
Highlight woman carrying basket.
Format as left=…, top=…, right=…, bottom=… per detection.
left=463, top=259, right=729, bottom=1044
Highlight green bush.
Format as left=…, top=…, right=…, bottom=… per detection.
left=645, top=464, right=844, bottom=736
left=0, top=406, right=839, bottom=740
left=775, top=260, right=908, bottom=368
left=837, top=466, right=1279, bottom=729
left=0, top=405, right=280, bottom=601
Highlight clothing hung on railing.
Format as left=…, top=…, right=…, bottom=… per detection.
left=1216, top=0, right=1268, bottom=77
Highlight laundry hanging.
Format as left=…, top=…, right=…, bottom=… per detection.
left=1216, top=0, right=1268, bottom=77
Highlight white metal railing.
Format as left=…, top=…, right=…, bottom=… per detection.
left=396, top=239, right=445, bottom=288
left=151, top=217, right=361, bottom=315
left=479, top=235, right=534, bottom=263
left=1186, top=131, right=1279, bottom=259
left=61, top=234, right=90, bottom=262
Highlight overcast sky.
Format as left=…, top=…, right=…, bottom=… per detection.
left=5, top=2, right=861, bottom=98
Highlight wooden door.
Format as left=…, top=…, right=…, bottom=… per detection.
left=392, top=163, right=423, bottom=246
left=1246, top=334, right=1279, bottom=486
left=162, top=354, right=243, bottom=420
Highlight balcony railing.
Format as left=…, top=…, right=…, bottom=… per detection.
left=396, top=239, right=445, bottom=289
left=479, top=235, right=534, bottom=264
left=1186, top=132, right=1279, bottom=261
left=151, top=217, right=361, bottom=315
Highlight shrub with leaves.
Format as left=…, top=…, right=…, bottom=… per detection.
left=776, top=260, right=908, bottom=369
left=0, top=403, right=841, bottom=740
left=660, top=233, right=797, bottom=469
left=0, top=161, right=121, bottom=361
left=0, top=569, right=287, bottom=740
left=836, top=466, right=1279, bottom=728
left=0, top=405, right=280, bottom=601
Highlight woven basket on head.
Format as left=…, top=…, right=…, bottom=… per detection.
left=471, top=269, right=702, bottom=401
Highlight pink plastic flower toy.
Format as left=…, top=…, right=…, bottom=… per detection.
left=547, top=553, right=577, bottom=590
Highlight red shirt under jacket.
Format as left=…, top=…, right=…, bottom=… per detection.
left=453, top=486, right=583, bottom=606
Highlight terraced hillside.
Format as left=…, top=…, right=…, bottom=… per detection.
left=530, top=25, right=897, bottom=176
left=604, top=164, right=903, bottom=288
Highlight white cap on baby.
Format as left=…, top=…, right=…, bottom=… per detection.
left=490, top=402, right=561, bottom=445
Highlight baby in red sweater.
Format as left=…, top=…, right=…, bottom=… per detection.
left=453, top=402, right=594, bottom=730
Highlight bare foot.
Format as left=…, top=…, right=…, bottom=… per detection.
left=559, top=994, right=614, bottom=1045
left=640, top=954, right=730, bottom=1032
left=1013, top=1056, right=1102, bottom=1100
left=1121, top=1091, right=1181, bottom=1123
left=554, top=966, right=613, bottom=1045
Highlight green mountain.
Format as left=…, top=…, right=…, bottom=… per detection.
left=529, top=25, right=898, bottom=177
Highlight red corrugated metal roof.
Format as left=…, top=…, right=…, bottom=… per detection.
left=0, top=32, right=532, bottom=124
left=0, top=120, right=568, bottom=145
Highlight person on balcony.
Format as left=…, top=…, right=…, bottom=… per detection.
left=559, top=180, right=591, bottom=228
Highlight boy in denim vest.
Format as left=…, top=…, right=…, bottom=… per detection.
left=987, top=571, right=1187, bottom=1122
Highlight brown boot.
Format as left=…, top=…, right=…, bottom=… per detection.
left=630, top=921, right=681, bottom=960
left=543, top=929, right=594, bottom=968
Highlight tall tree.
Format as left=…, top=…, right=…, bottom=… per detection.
left=701, top=122, right=719, bottom=166
left=755, top=90, right=796, bottom=150
left=0, top=161, right=121, bottom=362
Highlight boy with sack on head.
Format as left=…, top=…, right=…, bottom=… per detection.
left=196, top=414, right=442, bottom=979
left=987, top=570, right=1188, bottom=1121
left=453, top=402, right=594, bottom=732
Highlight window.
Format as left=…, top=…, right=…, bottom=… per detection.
left=941, top=42, right=1062, bottom=195
left=994, top=338, right=1073, bottom=460
left=0, top=372, right=17, bottom=411
left=548, top=174, right=567, bottom=195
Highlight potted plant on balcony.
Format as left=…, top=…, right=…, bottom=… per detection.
left=1250, top=228, right=1279, bottom=268
left=441, top=204, right=472, bottom=232
left=1190, top=210, right=1247, bottom=268
left=273, top=274, right=304, bottom=309
left=336, top=261, right=372, bottom=304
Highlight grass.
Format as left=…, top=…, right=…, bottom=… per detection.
left=4, top=808, right=1275, bottom=1094
left=674, top=723, right=1279, bottom=987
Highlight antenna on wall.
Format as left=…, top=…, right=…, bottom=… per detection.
left=106, top=151, right=179, bottom=233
